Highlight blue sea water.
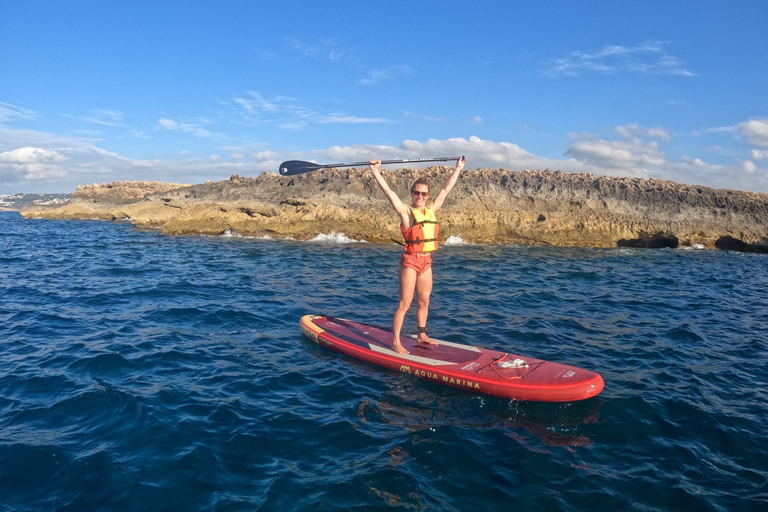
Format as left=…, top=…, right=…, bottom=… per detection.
left=1, top=210, right=767, bottom=511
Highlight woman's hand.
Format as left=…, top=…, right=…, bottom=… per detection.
left=368, top=159, right=381, bottom=172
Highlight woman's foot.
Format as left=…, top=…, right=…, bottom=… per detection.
left=416, top=327, right=438, bottom=345
left=392, top=341, right=409, bottom=355
left=416, top=334, right=438, bottom=345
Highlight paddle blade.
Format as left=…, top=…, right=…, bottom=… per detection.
left=278, top=160, right=323, bottom=176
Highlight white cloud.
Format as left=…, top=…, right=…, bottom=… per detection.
left=357, top=65, right=411, bottom=86
left=316, top=114, right=388, bottom=124
left=404, top=111, right=442, bottom=122
left=0, top=147, right=64, bottom=165
left=743, top=161, right=757, bottom=173
left=233, top=91, right=285, bottom=114
left=252, top=150, right=281, bottom=160
left=286, top=37, right=346, bottom=61
left=565, top=139, right=665, bottom=170
left=0, top=147, right=67, bottom=182
left=737, top=119, right=768, bottom=148
left=751, top=150, right=768, bottom=160
left=683, top=156, right=709, bottom=167
left=565, top=124, right=668, bottom=170
left=82, top=109, right=126, bottom=127
left=158, top=118, right=178, bottom=130
left=472, top=116, right=484, bottom=124
left=232, top=91, right=391, bottom=129
left=546, top=41, right=695, bottom=77
left=0, top=102, right=35, bottom=122
left=158, top=117, right=213, bottom=137
left=615, top=123, right=670, bottom=141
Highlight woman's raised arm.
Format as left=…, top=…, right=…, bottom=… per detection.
left=430, top=156, right=466, bottom=212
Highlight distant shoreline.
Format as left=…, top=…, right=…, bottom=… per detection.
left=2, top=193, right=71, bottom=211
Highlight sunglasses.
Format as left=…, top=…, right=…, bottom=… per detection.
left=412, top=190, right=429, bottom=197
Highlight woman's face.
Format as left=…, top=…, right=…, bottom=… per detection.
left=411, top=186, right=429, bottom=207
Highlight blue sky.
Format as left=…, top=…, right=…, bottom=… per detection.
left=1, top=1, right=767, bottom=194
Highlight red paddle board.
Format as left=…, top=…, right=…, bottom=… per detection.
left=300, top=315, right=604, bottom=402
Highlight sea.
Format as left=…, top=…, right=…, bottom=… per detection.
left=1, top=210, right=766, bottom=511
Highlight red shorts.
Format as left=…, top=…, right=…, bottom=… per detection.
left=400, top=252, right=432, bottom=276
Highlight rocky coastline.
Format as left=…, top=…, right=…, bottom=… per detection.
left=19, top=167, right=768, bottom=252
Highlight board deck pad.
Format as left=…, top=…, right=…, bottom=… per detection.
left=300, top=315, right=604, bottom=402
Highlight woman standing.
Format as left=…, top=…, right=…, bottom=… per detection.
left=368, top=157, right=466, bottom=354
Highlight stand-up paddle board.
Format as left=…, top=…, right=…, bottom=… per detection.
left=300, top=315, right=604, bottom=402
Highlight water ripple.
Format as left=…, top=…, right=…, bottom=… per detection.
left=1, top=212, right=767, bottom=511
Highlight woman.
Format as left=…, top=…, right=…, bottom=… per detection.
left=368, top=156, right=466, bottom=354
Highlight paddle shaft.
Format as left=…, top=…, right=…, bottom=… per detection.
left=279, top=157, right=461, bottom=176
left=325, top=157, right=461, bottom=169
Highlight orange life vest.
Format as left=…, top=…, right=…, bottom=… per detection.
left=401, top=206, right=439, bottom=253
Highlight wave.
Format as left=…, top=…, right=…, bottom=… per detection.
left=308, top=232, right=366, bottom=244
left=444, top=236, right=471, bottom=246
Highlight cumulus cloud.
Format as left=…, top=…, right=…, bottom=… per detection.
left=0, top=147, right=67, bottom=182
left=737, top=119, right=768, bottom=148
left=546, top=41, right=696, bottom=77
left=682, top=156, right=709, bottom=167
left=565, top=124, right=667, bottom=170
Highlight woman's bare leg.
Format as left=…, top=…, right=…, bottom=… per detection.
left=392, top=264, right=417, bottom=354
left=415, top=267, right=437, bottom=345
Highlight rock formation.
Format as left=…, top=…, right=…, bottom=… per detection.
left=20, top=167, right=768, bottom=250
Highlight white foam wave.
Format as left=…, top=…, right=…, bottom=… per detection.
left=444, top=236, right=470, bottom=246
left=309, top=231, right=366, bottom=244
left=221, top=229, right=241, bottom=238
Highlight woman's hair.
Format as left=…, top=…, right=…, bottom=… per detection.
left=410, top=178, right=430, bottom=193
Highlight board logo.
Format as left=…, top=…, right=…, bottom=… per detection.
left=399, top=365, right=411, bottom=374
left=563, top=371, right=575, bottom=378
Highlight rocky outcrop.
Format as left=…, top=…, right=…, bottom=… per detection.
left=20, top=168, right=768, bottom=250
left=714, top=236, right=768, bottom=254
left=617, top=234, right=680, bottom=249
left=74, top=181, right=190, bottom=201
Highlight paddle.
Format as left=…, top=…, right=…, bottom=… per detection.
left=278, top=157, right=461, bottom=176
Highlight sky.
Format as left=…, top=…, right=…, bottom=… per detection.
left=1, top=0, right=767, bottom=194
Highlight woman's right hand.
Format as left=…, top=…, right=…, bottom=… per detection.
left=368, top=159, right=381, bottom=171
